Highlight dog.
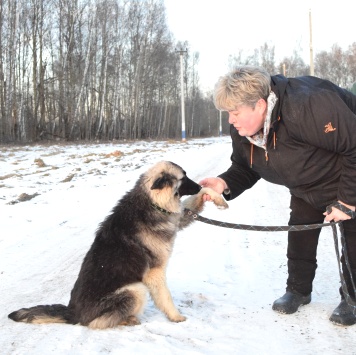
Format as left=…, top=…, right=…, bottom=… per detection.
left=8, top=161, right=228, bottom=329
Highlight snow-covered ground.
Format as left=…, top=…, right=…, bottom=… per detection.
left=1, top=137, right=355, bottom=354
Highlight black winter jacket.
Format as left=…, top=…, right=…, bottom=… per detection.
left=219, top=75, right=356, bottom=210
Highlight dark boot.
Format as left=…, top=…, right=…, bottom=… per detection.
left=272, top=291, right=311, bottom=314
left=329, top=300, right=356, bottom=326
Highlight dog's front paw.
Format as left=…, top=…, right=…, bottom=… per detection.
left=169, top=314, right=187, bottom=322
left=200, top=187, right=229, bottom=209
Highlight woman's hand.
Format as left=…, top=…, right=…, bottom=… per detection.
left=323, top=200, right=355, bottom=222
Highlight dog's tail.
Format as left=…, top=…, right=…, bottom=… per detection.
left=8, top=304, right=75, bottom=325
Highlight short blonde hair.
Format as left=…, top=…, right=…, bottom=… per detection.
left=213, top=66, right=271, bottom=111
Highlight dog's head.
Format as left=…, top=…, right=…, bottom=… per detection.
left=148, top=161, right=201, bottom=199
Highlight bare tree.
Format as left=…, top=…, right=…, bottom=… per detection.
left=260, top=42, right=275, bottom=74
left=278, top=49, right=309, bottom=77
left=315, top=44, right=348, bottom=86
left=346, top=42, right=356, bottom=84
left=2, top=0, right=356, bottom=143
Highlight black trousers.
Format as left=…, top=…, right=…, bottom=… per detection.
left=287, top=195, right=356, bottom=299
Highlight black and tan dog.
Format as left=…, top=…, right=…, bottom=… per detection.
left=8, top=161, right=228, bottom=329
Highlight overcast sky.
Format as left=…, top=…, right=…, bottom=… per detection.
left=164, top=0, right=356, bottom=91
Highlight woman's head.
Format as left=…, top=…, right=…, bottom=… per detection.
left=214, top=66, right=271, bottom=136
left=213, top=66, right=271, bottom=111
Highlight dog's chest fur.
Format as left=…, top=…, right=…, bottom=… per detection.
left=138, top=215, right=179, bottom=267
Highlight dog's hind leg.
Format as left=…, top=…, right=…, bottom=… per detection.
left=88, top=283, right=147, bottom=329
left=143, top=267, right=186, bottom=322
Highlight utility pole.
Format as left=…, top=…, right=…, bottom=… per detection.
left=309, top=8, right=314, bottom=76
left=176, top=48, right=187, bottom=141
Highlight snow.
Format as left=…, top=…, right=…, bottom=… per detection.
left=0, top=137, right=355, bottom=354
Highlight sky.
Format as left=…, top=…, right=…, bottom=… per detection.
left=1, top=137, right=355, bottom=354
left=164, top=0, right=356, bottom=91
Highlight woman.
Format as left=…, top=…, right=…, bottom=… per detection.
left=200, top=66, right=356, bottom=326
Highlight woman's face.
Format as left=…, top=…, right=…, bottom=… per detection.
left=228, top=99, right=267, bottom=136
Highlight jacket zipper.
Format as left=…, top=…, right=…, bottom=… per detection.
left=250, top=131, right=277, bottom=168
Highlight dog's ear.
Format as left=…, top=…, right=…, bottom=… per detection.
left=151, top=173, right=173, bottom=190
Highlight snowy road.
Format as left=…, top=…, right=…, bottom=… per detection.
left=1, top=137, right=355, bottom=354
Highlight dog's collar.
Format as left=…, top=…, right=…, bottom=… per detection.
left=151, top=202, right=175, bottom=215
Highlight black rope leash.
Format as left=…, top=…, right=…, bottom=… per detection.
left=327, top=201, right=356, bottom=314
left=331, top=223, right=356, bottom=314
left=184, top=208, right=337, bottom=231
left=184, top=204, right=356, bottom=316
left=184, top=201, right=355, bottom=231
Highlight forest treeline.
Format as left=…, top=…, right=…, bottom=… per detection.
left=1, top=0, right=356, bottom=143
